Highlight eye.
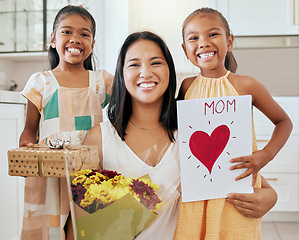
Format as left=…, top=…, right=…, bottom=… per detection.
left=128, top=63, right=139, bottom=68
left=188, top=36, right=198, bottom=41
left=209, top=32, right=219, bottom=37
left=82, top=33, right=91, bottom=37
left=152, top=61, right=162, bottom=66
left=62, top=30, right=71, bottom=34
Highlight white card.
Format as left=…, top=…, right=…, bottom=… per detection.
left=177, top=95, right=253, bottom=202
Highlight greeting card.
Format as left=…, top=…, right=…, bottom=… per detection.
left=177, top=95, right=253, bottom=202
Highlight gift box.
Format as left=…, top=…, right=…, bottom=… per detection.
left=7, top=144, right=99, bottom=177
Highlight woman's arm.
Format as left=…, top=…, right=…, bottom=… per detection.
left=19, top=100, right=40, bottom=147
left=83, top=124, right=103, bottom=168
left=226, top=176, right=278, bottom=218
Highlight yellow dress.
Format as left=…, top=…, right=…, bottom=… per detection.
left=174, top=71, right=261, bottom=240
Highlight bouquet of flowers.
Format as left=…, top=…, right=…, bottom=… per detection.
left=72, top=169, right=162, bottom=213
left=67, top=167, right=167, bottom=240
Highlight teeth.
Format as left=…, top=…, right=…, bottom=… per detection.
left=139, top=82, right=156, bottom=88
left=199, top=52, right=215, bottom=59
left=68, top=48, right=81, bottom=53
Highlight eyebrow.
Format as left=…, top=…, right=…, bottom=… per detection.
left=185, top=27, right=222, bottom=36
left=60, top=26, right=92, bottom=33
left=209, top=27, right=221, bottom=31
left=126, top=56, right=165, bottom=63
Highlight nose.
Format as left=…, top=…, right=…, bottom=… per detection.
left=199, top=37, right=210, bottom=48
left=69, top=34, right=81, bottom=44
left=139, top=65, right=153, bottom=78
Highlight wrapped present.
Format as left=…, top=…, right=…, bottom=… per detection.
left=7, top=144, right=99, bottom=177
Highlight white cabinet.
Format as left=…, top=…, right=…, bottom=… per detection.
left=262, top=173, right=299, bottom=212
left=253, top=97, right=299, bottom=212
left=97, top=0, right=299, bottom=75
left=0, top=103, right=25, bottom=240
left=217, top=0, right=299, bottom=36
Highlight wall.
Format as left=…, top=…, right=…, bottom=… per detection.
left=234, top=47, right=299, bottom=96
left=0, top=56, right=48, bottom=92
left=89, top=0, right=129, bottom=74
left=0, top=59, right=14, bottom=90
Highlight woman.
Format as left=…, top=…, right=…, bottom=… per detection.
left=83, top=31, right=277, bottom=239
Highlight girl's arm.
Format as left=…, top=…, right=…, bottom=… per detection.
left=230, top=76, right=293, bottom=183
left=226, top=176, right=277, bottom=218
left=82, top=124, right=103, bottom=168
left=19, top=101, right=40, bottom=147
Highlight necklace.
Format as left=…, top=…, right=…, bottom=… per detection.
left=129, top=120, right=162, bottom=131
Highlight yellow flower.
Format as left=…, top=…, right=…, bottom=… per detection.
left=72, top=175, right=87, bottom=186
left=94, top=183, right=115, bottom=204
left=110, top=187, right=131, bottom=201
left=95, top=172, right=108, bottom=181
left=80, top=192, right=96, bottom=208
left=74, top=169, right=92, bottom=177
left=109, top=175, right=125, bottom=184
left=117, top=177, right=132, bottom=188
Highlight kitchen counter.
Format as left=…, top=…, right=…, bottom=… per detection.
left=0, top=90, right=26, bottom=104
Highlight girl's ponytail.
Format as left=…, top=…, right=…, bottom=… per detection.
left=225, top=52, right=237, bottom=73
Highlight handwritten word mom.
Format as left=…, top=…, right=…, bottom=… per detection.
left=204, top=99, right=236, bottom=115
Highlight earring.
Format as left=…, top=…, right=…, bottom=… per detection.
left=51, top=42, right=56, bottom=48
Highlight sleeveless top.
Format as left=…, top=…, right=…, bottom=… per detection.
left=174, top=71, right=262, bottom=240
left=101, top=121, right=180, bottom=240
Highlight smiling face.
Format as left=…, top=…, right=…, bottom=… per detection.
left=51, top=14, right=95, bottom=69
left=123, top=39, right=170, bottom=107
left=182, top=13, right=233, bottom=77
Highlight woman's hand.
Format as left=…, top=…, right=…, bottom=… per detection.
left=226, top=176, right=277, bottom=218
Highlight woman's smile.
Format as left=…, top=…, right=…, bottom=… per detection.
left=138, top=81, right=157, bottom=90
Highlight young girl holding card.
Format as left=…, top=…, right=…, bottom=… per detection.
left=174, top=7, right=292, bottom=239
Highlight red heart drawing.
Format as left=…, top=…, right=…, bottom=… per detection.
left=189, top=125, right=230, bottom=174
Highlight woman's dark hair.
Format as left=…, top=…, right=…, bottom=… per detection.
left=182, top=7, right=237, bottom=73
left=108, top=31, right=177, bottom=142
left=48, top=5, right=96, bottom=70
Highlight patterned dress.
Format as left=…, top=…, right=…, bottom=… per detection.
left=20, top=69, right=113, bottom=240
left=174, top=71, right=262, bottom=240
